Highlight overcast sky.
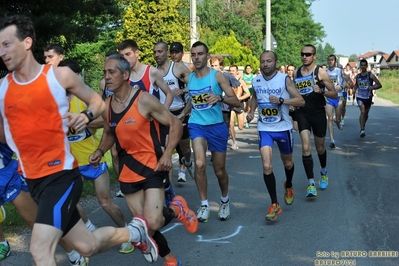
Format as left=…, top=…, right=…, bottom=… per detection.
left=310, top=0, right=399, bottom=56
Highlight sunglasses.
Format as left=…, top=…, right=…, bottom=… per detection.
left=301, top=52, right=313, bottom=57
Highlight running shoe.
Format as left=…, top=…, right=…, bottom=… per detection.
left=230, top=142, right=239, bottom=150
left=170, top=196, right=198, bottom=233
left=0, top=241, right=10, bottom=261
left=347, top=96, right=351, bottom=101
left=164, top=260, right=183, bottom=266
left=319, top=173, right=329, bottom=190
left=177, top=170, right=186, bottom=182
left=306, top=184, right=317, bottom=197
left=196, top=205, right=210, bottom=223
left=244, top=122, right=250, bottom=129
left=218, top=200, right=230, bottom=221
left=341, top=119, right=345, bottom=126
left=334, top=120, right=343, bottom=130
left=130, top=216, right=158, bottom=263
left=360, top=130, right=366, bottom=138
left=164, top=185, right=176, bottom=207
left=283, top=181, right=294, bottom=205
left=181, top=158, right=194, bottom=179
left=265, top=203, right=282, bottom=221
left=329, top=142, right=336, bottom=149
left=116, top=190, right=124, bottom=198
left=119, top=242, right=134, bottom=254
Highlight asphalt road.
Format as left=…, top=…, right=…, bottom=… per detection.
left=3, top=96, right=399, bottom=266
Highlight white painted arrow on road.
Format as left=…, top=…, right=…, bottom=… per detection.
left=197, top=226, right=243, bottom=244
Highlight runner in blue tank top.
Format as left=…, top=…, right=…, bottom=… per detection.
left=187, top=41, right=240, bottom=223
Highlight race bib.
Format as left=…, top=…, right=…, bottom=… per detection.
left=295, top=76, right=314, bottom=95
left=191, top=86, right=213, bottom=110
left=258, top=102, right=282, bottom=123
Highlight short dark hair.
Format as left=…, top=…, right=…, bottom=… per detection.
left=58, top=59, right=81, bottom=74
left=229, top=65, right=239, bottom=71
left=328, top=54, right=337, bottom=62
left=118, top=40, right=140, bottom=52
left=0, top=15, right=36, bottom=51
left=360, top=59, right=368, bottom=66
left=191, top=41, right=209, bottom=53
left=154, top=41, right=168, bottom=51
left=303, top=44, right=317, bottom=54
left=44, top=44, right=64, bottom=55
left=260, top=50, right=278, bottom=62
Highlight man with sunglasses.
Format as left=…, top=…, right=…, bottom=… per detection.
left=353, top=59, right=382, bottom=138
left=293, top=44, right=337, bottom=198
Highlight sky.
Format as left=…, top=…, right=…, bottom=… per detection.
left=310, top=0, right=399, bottom=56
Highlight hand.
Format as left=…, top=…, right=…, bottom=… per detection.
left=154, top=155, right=172, bottom=172
left=89, top=149, right=103, bottom=168
left=172, top=88, right=183, bottom=96
left=205, top=94, right=220, bottom=105
left=313, top=84, right=323, bottom=94
left=63, top=112, right=89, bottom=131
left=269, top=95, right=279, bottom=104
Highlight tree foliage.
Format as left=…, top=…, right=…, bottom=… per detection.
left=210, top=31, right=259, bottom=70
left=115, top=0, right=190, bottom=65
left=265, top=0, right=326, bottom=67
left=315, top=42, right=335, bottom=66
left=0, top=0, right=122, bottom=62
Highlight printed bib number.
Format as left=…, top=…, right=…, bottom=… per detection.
left=259, top=103, right=281, bottom=123
left=294, top=76, right=314, bottom=95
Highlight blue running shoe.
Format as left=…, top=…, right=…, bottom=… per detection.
left=306, top=184, right=317, bottom=197
left=319, top=174, right=329, bottom=190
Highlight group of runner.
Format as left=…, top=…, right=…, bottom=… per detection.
left=0, top=14, right=382, bottom=266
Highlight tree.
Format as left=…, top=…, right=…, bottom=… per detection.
left=349, top=54, right=358, bottom=62
left=263, top=0, right=326, bottom=67
left=0, top=0, right=122, bottom=62
left=115, top=0, right=190, bottom=65
left=210, top=31, right=259, bottom=69
left=315, top=42, right=335, bottom=66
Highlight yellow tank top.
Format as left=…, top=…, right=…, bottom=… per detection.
left=68, top=96, right=105, bottom=166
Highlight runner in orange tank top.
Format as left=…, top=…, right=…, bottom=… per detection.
left=90, top=54, right=198, bottom=266
left=0, top=15, right=157, bottom=265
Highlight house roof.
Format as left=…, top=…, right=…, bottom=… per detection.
left=345, top=62, right=357, bottom=68
left=387, top=50, right=399, bottom=62
left=357, top=50, right=385, bottom=59
left=379, top=53, right=390, bottom=64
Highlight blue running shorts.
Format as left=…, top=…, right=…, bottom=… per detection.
left=258, top=130, right=294, bottom=155
left=79, top=162, right=108, bottom=180
left=188, top=122, right=229, bottom=152
left=0, top=160, right=29, bottom=206
left=326, top=97, right=340, bottom=108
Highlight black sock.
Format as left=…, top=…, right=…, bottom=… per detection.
left=284, top=164, right=294, bottom=188
left=263, top=173, right=277, bottom=204
left=318, top=150, right=327, bottom=169
left=163, top=207, right=175, bottom=227
left=302, top=155, right=314, bottom=179
left=152, top=230, right=170, bottom=258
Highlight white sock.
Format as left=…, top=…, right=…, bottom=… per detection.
left=128, top=225, right=141, bottom=243
left=0, top=241, right=8, bottom=246
left=201, top=200, right=209, bottom=207
left=67, top=250, right=80, bottom=262
left=308, top=178, right=315, bottom=185
left=220, top=195, right=229, bottom=203
left=85, top=219, right=97, bottom=232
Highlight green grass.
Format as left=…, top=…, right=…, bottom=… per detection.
left=376, top=76, right=399, bottom=105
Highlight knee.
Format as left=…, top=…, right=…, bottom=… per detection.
left=194, top=159, right=206, bottom=173
left=146, top=215, right=163, bottom=232
left=262, top=163, right=272, bottom=174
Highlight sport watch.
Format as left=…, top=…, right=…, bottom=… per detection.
left=81, top=110, right=95, bottom=124
left=279, top=97, right=284, bottom=105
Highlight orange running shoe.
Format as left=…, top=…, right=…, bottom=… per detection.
left=283, top=181, right=294, bottom=205
left=265, top=203, right=282, bottom=221
left=170, top=196, right=198, bottom=233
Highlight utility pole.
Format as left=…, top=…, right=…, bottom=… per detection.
left=190, top=0, right=199, bottom=48
left=265, top=0, right=271, bottom=50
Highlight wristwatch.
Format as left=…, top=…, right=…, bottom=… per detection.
left=81, top=110, right=95, bottom=124
left=219, top=95, right=225, bottom=102
left=279, top=97, right=284, bottom=105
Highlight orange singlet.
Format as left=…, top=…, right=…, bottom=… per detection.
left=0, top=65, right=78, bottom=179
